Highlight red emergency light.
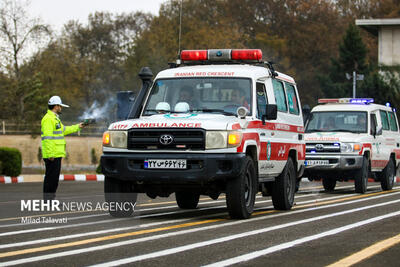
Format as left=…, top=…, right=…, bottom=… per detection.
left=180, top=50, right=208, bottom=61
left=231, top=49, right=262, bottom=61
left=318, top=99, right=341, bottom=104
left=180, top=49, right=263, bottom=62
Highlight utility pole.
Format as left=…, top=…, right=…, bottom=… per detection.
left=346, top=71, right=364, bottom=98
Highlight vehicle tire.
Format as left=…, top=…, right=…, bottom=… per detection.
left=272, top=157, right=296, bottom=210
left=322, top=178, right=336, bottom=192
left=104, top=176, right=137, bottom=217
left=381, top=159, right=395, bottom=191
left=295, top=178, right=301, bottom=192
left=175, top=192, right=200, bottom=209
left=355, top=156, right=369, bottom=194
left=226, top=156, right=257, bottom=219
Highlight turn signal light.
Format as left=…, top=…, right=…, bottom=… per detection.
left=353, top=144, right=361, bottom=151
left=228, top=132, right=242, bottom=146
left=103, top=132, right=110, bottom=146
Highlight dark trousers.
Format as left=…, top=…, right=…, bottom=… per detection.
left=43, top=157, right=62, bottom=200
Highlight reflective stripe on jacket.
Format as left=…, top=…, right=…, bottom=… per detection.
left=41, top=110, right=80, bottom=158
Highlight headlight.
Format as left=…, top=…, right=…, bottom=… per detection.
left=206, top=131, right=242, bottom=149
left=340, top=143, right=361, bottom=152
left=103, top=131, right=127, bottom=148
left=206, top=131, right=227, bottom=149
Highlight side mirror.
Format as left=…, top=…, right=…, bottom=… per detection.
left=302, top=104, right=311, bottom=125
left=262, top=104, right=277, bottom=124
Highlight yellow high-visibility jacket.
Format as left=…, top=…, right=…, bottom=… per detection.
left=41, top=110, right=80, bottom=158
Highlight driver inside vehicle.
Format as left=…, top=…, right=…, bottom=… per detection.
left=321, top=117, right=336, bottom=130
left=230, top=88, right=249, bottom=109
left=176, top=85, right=198, bottom=110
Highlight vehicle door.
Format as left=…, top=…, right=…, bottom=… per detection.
left=256, top=81, right=275, bottom=177
left=370, top=110, right=387, bottom=170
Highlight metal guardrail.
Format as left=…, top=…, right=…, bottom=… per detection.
left=1, top=121, right=109, bottom=137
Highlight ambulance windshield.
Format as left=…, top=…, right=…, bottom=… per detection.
left=305, top=111, right=368, bottom=133
left=142, top=78, right=252, bottom=116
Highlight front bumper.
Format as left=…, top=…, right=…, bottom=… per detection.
left=304, top=153, right=364, bottom=171
left=101, top=152, right=246, bottom=184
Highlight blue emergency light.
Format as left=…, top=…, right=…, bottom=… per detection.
left=349, top=98, right=374, bottom=104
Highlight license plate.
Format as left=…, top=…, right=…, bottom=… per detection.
left=144, top=159, right=187, bottom=169
left=305, top=160, right=329, bottom=166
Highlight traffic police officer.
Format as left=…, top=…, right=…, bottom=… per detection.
left=41, top=96, right=85, bottom=200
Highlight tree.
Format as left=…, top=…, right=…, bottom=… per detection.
left=320, top=23, right=369, bottom=98
left=0, top=0, right=51, bottom=121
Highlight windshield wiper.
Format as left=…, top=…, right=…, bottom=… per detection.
left=332, top=129, right=363, bottom=133
left=305, top=129, right=326, bottom=133
left=192, top=109, right=236, bottom=116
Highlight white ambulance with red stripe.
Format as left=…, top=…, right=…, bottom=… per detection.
left=304, top=98, right=400, bottom=193
left=101, top=49, right=305, bottom=219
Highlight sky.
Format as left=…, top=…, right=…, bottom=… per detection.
left=28, top=0, right=167, bottom=32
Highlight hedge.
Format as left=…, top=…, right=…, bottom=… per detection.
left=0, top=147, right=22, bottom=177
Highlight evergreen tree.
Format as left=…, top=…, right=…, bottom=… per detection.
left=319, top=23, right=368, bottom=98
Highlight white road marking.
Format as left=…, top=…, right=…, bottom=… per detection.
left=89, top=199, right=400, bottom=267
left=204, top=211, right=400, bottom=267
left=1, top=191, right=398, bottom=266
left=0, top=193, right=356, bottom=249
left=0, top=191, right=358, bottom=236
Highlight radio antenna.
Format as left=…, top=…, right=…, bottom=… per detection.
left=178, top=0, right=183, bottom=56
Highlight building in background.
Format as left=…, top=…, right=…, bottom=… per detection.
left=356, top=18, right=400, bottom=67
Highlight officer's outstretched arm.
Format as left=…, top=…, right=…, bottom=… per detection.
left=63, top=124, right=81, bottom=136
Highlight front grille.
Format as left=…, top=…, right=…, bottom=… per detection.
left=128, top=128, right=205, bottom=150
left=306, top=143, right=340, bottom=153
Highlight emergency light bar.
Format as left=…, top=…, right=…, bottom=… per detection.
left=180, top=49, right=262, bottom=63
left=318, top=98, right=374, bottom=104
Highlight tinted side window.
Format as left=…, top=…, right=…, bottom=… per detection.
left=388, top=112, right=398, bottom=131
left=256, top=83, right=267, bottom=119
left=272, top=79, right=287, bottom=112
left=285, top=83, right=299, bottom=115
left=370, top=114, right=377, bottom=135
left=380, top=110, right=390, bottom=130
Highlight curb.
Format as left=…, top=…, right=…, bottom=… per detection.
left=60, top=174, right=104, bottom=181
left=0, top=174, right=104, bottom=183
left=0, top=176, right=24, bottom=184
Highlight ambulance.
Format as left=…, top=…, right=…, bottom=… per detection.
left=304, top=98, right=400, bottom=193
left=101, top=49, right=305, bottom=219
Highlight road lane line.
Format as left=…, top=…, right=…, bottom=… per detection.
left=1, top=190, right=399, bottom=266
left=0, top=218, right=225, bottom=259
left=204, top=211, right=400, bottom=267
left=0, top=184, right=379, bottom=223
left=88, top=200, right=400, bottom=266
left=0, top=193, right=358, bottom=248
left=326, top=233, right=400, bottom=267
left=0, top=186, right=391, bottom=239
left=0, top=193, right=358, bottom=249
left=0, top=217, right=203, bottom=250
left=0, top=184, right=383, bottom=227
left=0, top=191, right=360, bottom=236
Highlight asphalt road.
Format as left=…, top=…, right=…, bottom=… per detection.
left=0, top=180, right=399, bottom=266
